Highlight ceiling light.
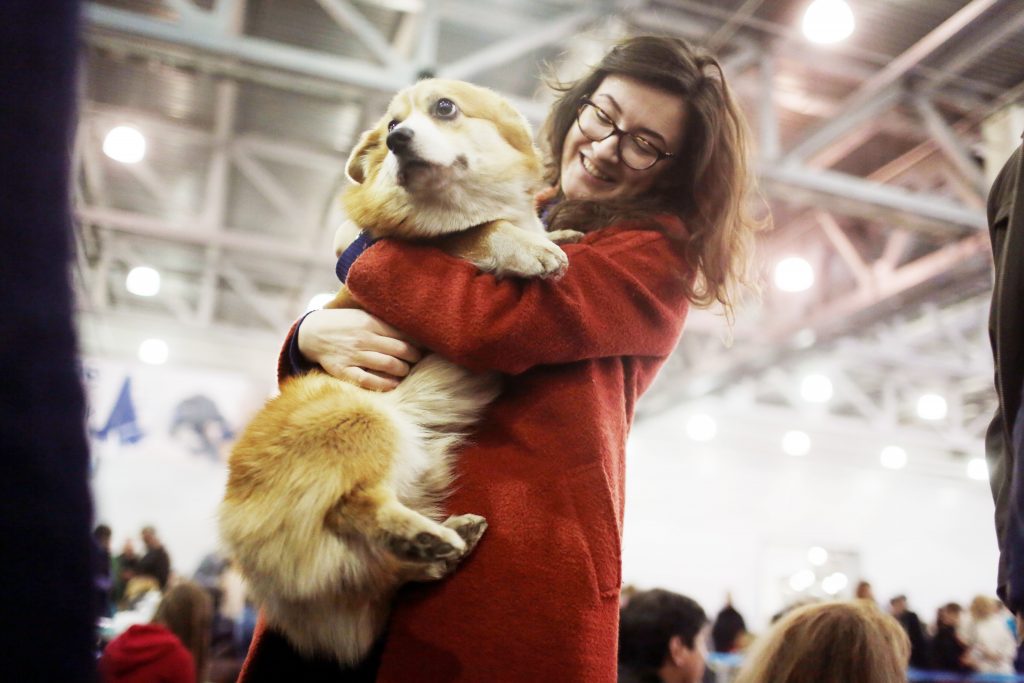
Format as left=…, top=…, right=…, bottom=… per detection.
left=916, top=393, right=948, bottom=421
left=807, top=546, right=828, bottom=566
left=800, top=373, right=833, bottom=403
left=789, top=569, right=816, bottom=592
left=686, top=414, right=717, bottom=442
left=782, top=430, right=811, bottom=456
left=103, top=125, right=147, bottom=164
left=967, top=457, right=989, bottom=481
left=138, top=338, right=169, bottom=365
left=773, top=256, right=814, bottom=292
left=305, top=292, right=335, bottom=312
left=802, top=0, right=855, bottom=44
left=880, top=445, right=907, bottom=470
left=821, top=571, right=848, bottom=595
left=125, top=266, right=161, bottom=297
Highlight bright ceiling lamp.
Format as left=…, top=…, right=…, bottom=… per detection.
left=138, top=338, right=169, bottom=365
left=916, top=393, right=948, bottom=421
left=782, top=430, right=811, bottom=456
left=305, top=292, right=336, bottom=312
left=880, top=445, right=907, bottom=470
left=686, top=414, right=717, bottom=442
left=126, top=266, right=161, bottom=297
left=807, top=546, right=828, bottom=566
left=789, top=569, right=816, bottom=591
left=821, top=571, right=848, bottom=595
left=774, top=256, right=814, bottom=292
left=800, top=373, right=833, bottom=403
left=103, top=125, right=147, bottom=164
left=967, top=457, right=989, bottom=481
left=802, top=0, right=855, bottom=44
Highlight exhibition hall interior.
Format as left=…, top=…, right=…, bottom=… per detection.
left=68, top=0, right=1024, bottom=680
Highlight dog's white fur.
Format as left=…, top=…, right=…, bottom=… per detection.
left=220, top=79, right=576, bottom=665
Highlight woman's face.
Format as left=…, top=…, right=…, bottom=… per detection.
left=559, top=74, right=687, bottom=202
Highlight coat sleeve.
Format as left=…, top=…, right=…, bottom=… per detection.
left=345, top=226, right=692, bottom=375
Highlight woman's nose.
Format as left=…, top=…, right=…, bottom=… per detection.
left=590, top=134, right=620, bottom=164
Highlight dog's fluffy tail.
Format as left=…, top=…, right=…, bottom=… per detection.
left=388, top=354, right=500, bottom=432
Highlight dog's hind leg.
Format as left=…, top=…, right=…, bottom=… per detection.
left=327, top=483, right=467, bottom=563
left=398, top=514, right=488, bottom=583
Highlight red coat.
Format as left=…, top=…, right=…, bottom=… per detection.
left=100, top=623, right=195, bottom=683
left=241, top=219, right=691, bottom=682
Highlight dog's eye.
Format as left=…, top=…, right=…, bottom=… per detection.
left=433, top=98, right=458, bottom=119
left=387, top=120, right=399, bottom=132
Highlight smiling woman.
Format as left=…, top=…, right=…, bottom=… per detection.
left=241, top=36, right=765, bottom=683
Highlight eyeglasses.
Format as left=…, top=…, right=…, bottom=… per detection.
left=575, top=98, right=674, bottom=171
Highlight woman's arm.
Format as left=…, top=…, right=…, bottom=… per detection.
left=346, top=224, right=692, bottom=375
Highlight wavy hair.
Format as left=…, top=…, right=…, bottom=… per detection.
left=734, top=600, right=910, bottom=683
left=542, top=35, right=766, bottom=318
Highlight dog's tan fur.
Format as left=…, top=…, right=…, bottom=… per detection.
left=220, top=79, right=577, bottom=665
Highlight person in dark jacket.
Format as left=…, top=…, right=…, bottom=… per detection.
left=986, top=134, right=1024, bottom=634
left=930, top=603, right=977, bottom=673
left=618, top=589, right=708, bottom=683
left=889, top=595, right=930, bottom=669
left=137, top=526, right=172, bottom=589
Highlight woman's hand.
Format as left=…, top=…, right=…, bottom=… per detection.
left=297, top=308, right=422, bottom=391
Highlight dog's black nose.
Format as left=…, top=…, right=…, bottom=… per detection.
left=386, top=127, right=414, bottom=154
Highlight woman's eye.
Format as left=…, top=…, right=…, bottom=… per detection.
left=594, top=108, right=613, bottom=124
left=433, top=98, right=458, bottom=119
left=387, top=120, right=399, bottom=132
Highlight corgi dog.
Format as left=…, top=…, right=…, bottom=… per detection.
left=220, top=79, right=580, bottom=665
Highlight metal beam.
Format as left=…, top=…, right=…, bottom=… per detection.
left=913, top=96, right=987, bottom=197
left=439, top=9, right=597, bottom=80
left=922, top=5, right=1024, bottom=94
left=758, top=164, right=986, bottom=232
left=314, top=0, right=402, bottom=68
left=783, top=85, right=904, bottom=164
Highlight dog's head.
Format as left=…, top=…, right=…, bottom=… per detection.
left=342, top=79, right=544, bottom=238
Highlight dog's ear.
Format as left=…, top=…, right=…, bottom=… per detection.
left=345, top=125, right=383, bottom=185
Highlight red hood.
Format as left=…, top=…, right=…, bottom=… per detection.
left=102, top=623, right=187, bottom=675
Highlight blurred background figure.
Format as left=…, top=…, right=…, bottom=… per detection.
left=963, top=595, right=1017, bottom=674
left=854, top=580, right=876, bottom=603
left=930, top=602, right=977, bottom=673
left=733, top=600, right=909, bottom=683
left=94, top=524, right=114, bottom=619
left=618, top=588, right=709, bottom=683
left=100, top=580, right=212, bottom=683
left=137, top=526, right=172, bottom=590
left=112, top=539, right=139, bottom=607
left=889, top=594, right=930, bottom=670
left=711, top=596, right=749, bottom=654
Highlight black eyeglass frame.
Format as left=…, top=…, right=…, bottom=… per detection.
left=575, top=97, right=675, bottom=171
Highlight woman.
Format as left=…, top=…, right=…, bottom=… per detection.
left=100, top=581, right=213, bottom=683
left=240, top=35, right=762, bottom=682
left=733, top=601, right=910, bottom=683
left=963, top=595, right=1017, bottom=674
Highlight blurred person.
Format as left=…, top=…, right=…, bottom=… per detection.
left=854, top=579, right=875, bottom=602
left=985, top=133, right=1024, bottom=638
left=711, top=597, right=749, bottom=653
left=964, top=595, right=1016, bottom=673
left=889, top=594, right=930, bottom=670
left=733, top=600, right=909, bottom=683
left=100, top=580, right=213, bottom=683
left=112, top=539, right=140, bottom=606
left=95, top=524, right=114, bottom=618
left=618, top=589, right=708, bottom=683
left=930, top=603, right=976, bottom=673
left=137, top=525, right=172, bottom=589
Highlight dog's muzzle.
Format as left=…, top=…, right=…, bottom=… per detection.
left=386, top=128, right=414, bottom=155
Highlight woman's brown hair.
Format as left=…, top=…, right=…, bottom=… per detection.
left=153, top=581, right=213, bottom=682
left=542, top=35, right=766, bottom=318
left=733, top=600, right=910, bottom=683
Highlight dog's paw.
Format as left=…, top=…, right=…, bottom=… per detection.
left=443, top=514, right=488, bottom=554
left=546, top=229, right=585, bottom=245
left=495, top=235, right=568, bottom=279
left=385, top=529, right=462, bottom=562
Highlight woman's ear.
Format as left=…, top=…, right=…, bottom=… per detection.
left=345, top=124, right=384, bottom=185
left=668, top=634, right=692, bottom=667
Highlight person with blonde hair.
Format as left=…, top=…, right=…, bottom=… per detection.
left=734, top=600, right=910, bottom=683
left=963, top=595, right=1016, bottom=674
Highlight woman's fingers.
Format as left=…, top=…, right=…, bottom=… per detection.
left=368, top=334, right=421, bottom=363
left=354, top=350, right=412, bottom=378
left=337, top=366, right=400, bottom=392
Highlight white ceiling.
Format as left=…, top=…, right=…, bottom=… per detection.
left=75, top=0, right=1024, bottom=479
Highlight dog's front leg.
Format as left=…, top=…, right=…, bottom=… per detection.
left=397, top=514, right=488, bottom=583
left=440, top=220, right=570, bottom=279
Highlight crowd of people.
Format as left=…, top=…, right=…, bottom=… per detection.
left=92, top=524, right=255, bottom=683
left=617, top=582, right=1023, bottom=683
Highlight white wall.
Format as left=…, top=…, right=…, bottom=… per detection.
left=623, top=409, right=1000, bottom=632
